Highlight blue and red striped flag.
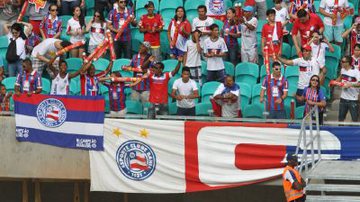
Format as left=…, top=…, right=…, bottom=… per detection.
left=14, top=94, right=105, bottom=150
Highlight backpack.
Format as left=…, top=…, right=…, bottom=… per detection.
left=6, top=39, right=19, bottom=63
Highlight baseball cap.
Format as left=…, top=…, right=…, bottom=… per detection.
left=243, top=6, right=254, bottom=12
left=141, top=41, right=151, bottom=49
left=144, top=1, right=154, bottom=8
left=355, top=17, right=360, bottom=24
left=286, top=153, right=298, bottom=162
left=302, top=44, right=312, bottom=51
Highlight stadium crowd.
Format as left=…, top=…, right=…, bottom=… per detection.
left=0, top=0, right=359, bottom=122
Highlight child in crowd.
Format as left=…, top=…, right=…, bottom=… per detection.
left=183, top=30, right=202, bottom=85
left=0, top=84, right=12, bottom=111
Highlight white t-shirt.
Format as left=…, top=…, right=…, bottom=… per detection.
left=203, top=37, right=228, bottom=71
left=51, top=73, right=69, bottom=95
left=7, top=33, right=26, bottom=60
left=31, top=38, right=60, bottom=58
left=67, top=17, right=85, bottom=43
left=310, top=42, right=328, bottom=68
left=274, top=7, right=289, bottom=24
left=240, top=17, right=258, bottom=50
left=89, top=22, right=106, bottom=46
left=320, top=0, right=349, bottom=26
left=192, top=16, right=214, bottom=48
left=205, top=0, right=226, bottom=16
left=340, top=67, right=360, bottom=100
left=292, top=57, right=321, bottom=90
left=213, top=83, right=240, bottom=118
left=184, top=39, right=201, bottom=67
left=172, top=78, right=198, bottom=108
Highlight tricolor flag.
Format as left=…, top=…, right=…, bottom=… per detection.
left=14, top=94, right=105, bottom=150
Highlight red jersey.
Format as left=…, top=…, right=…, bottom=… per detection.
left=149, top=72, right=172, bottom=104
left=292, top=13, right=324, bottom=45
left=261, top=22, right=283, bottom=56
left=139, top=14, right=164, bottom=47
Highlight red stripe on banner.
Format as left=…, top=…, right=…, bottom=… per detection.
left=130, top=163, right=149, bottom=170
left=46, top=114, right=59, bottom=121
left=184, top=121, right=288, bottom=192
left=235, top=144, right=286, bottom=170
left=13, top=94, right=104, bottom=112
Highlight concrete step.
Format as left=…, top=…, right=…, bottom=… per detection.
left=308, top=161, right=360, bottom=181
left=306, top=195, right=360, bottom=202
left=307, top=184, right=360, bottom=192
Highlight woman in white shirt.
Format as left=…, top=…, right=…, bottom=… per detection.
left=85, top=10, right=107, bottom=54
left=66, top=6, right=85, bottom=58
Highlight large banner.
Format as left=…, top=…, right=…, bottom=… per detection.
left=90, top=120, right=360, bottom=193
left=14, top=94, right=104, bottom=150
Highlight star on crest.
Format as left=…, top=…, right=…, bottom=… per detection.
left=112, top=128, right=122, bottom=137
left=139, top=128, right=149, bottom=138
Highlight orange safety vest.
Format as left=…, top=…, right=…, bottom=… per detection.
left=282, top=166, right=304, bottom=202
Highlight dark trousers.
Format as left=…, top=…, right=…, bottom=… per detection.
left=338, top=98, right=359, bottom=121
left=177, top=107, right=195, bottom=116
left=114, top=40, right=132, bottom=59
left=290, top=195, right=306, bottom=202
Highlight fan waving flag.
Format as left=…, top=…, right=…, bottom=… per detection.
left=14, top=94, right=105, bottom=150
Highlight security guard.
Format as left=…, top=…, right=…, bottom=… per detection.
left=282, top=153, right=306, bottom=202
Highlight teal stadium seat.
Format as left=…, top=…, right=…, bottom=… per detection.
left=93, top=58, right=110, bottom=73
left=281, top=43, right=292, bottom=59
left=131, top=28, right=144, bottom=53
left=257, top=20, right=267, bottom=34
left=0, top=35, right=8, bottom=49
left=70, top=78, right=80, bottom=95
left=235, top=62, right=259, bottom=85
left=65, top=58, right=83, bottom=73
left=2, top=77, right=16, bottom=92
left=160, top=29, right=170, bottom=57
left=85, top=0, right=95, bottom=16
left=195, top=102, right=212, bottom=116
left=168, top=102, right=178, bottom=115
left=251, top=83, right=263, bottom=104
left=184, top=0, right=205, bottom=12
left=159, top=0, right=183, bottom=18
left=237, top=82, right=251, bottom=111
left=163, top=59, right=180, bottom=73
left=325, top=57, right=339, bottom=80
left=284, top=65, right=300, bottom=87
left=41, top=78, right=51, bottom=94
left=125, top=88, right=132, bottom=100
left=201, top=81, right=220, bottom=103
left=126, top=100, right=143, bottom=114
left=214, top=19, right=224, bottom=31
left=295, top=106, right=305, bottom=119
left=201, top=60, right=207, bottom=83
left=243, top=103, right=264, bottom=118
left=113, top=58, right=131, bottom=72
left=325, top=44, right=341, bottom=61
left=224, top=61, right=235, bottom=76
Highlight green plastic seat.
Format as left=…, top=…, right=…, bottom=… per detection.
left=136, top=0, right=159, bottom=11
left=0, top=36, right=8, bottom=49
left=201, top=60, right=207, bottom=84
left=251, top=83, right=263, bottom=104
left=325, top=57, right=339, bottom=80
left=159, top=0, right=182, bottom=17
left=113, top=58, right=131, bottom=72
left=93, top=58, right=110, bottom=73
left=186, top=10, right=198, bottom=24
left=237, top=82, right=251, bottom=111
left=201, top=81, right=220, bottom=103
left=224, top=61, right=235, bottom=76
left=65, top=58, right=83, bottom=73
left=126, top=100, right=143, bottom=114
left=131, top=28, right=144, bottom=53
left=2, top=77, right=16, bottom=92
left=214, top=19, right=224, bottom=31
left=295, top=106, right=305, bottom=119
left=281, top=43, right=292, bottom=59
left=325, top=44, right=341, bottom=61
left=85, top=16, right=93, bottom=24
left=243, top=103, right=264, bottom=118
left=235, top=62, right=259, bottom=85
left=184, top=0, right=205, bottom=11
left=69, top=78, right=80, bottom=95
left=195, top=102, right=212, bottom=116
left=41, top=78, right=51, bottom=94
left=290, top=46, right=298, bottom=59
left=60, top=15, right=72, bottom=29
left=168, top=102, right=178, bottom=115
left=98, top=84, right=109, bottom=95
left=256, top=20, right=267, bottom=34
left=163, top=59, right=180, bottom=73
left=104, top=94, right=110, bottom=113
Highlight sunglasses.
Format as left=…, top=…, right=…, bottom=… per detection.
left=341, top=60, right=348, bottom=63
left=311, top=79, right=319, bottom=82
left=11, top=31, right=19, bottom=35
left=273, top=68, right=280, bottom=71
left=94, top=14, right=100, bottom=17
left=50, top=9, right=57, bottom=11
left=119, top=1, right=125, bottom=3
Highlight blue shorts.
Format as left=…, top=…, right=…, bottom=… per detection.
left=170, top=47, right=185, bottom=57
left=324, top=24, right=344, bottom=43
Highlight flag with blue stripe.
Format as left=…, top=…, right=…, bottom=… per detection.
left=14, top=94, right=105, bottom=150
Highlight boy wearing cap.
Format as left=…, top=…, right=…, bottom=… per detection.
left=239, top=6, right=258, bottom=63
left=277, top=45, right=323, bottom=106
left=282, top=154, right=306, bottom=202
left=139, top=1, right=164, bottom=61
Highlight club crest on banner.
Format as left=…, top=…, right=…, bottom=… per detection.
left=209, top=0, right=225, bottom=15
left=116, top=140, right=156, bottom=181
left=29, top=0, right=47, bottom=12
left=36, top=98, right=67, bottom=128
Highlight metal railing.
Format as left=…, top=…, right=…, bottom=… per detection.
left=295, top=106, right=321, bottom=179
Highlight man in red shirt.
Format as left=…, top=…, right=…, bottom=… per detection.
left=143, top=57, right=183, bottom=118
left=292, top=9, right=324, bottom=57
left=139, top=1, right=164, bottom=61
left=261, top=9, right=283, bottom=60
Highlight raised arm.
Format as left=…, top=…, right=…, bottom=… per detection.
left=170, top=56, right=183, bottom=76
left=277, top=56, right=294, bottom=66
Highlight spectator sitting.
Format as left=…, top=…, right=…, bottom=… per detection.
left=183, top=30, right=202, bottom=85
left=261, top=9, right=283, bottom=62
left=319, top=0, right=350, bottom=46
left=39, top=4, right=62, bottom=39
left=139, top=1, right=164, bottom=61
left=14, top=58, right=42, bottom=96
left=66, top=6, right=85, bottom=58
left=351, top=44, right=360, bottom=70
left=31, top=38, right=72, bottom=76
left=3, top=22, right=26, bottom=77
left=0, top=84, right=12, bottom=111
left=142, top=57, right=182, bottom=118
left=336, top=56, right=360, bottom=122
left=85, top=10, right=107, bottom=54
left=192, top=5, right=214, bottom=54
left=278, top=44, right=323, bottom=106
left=26, top=0, right=50, bottom=36
left=211, top=75, right=241, bottom=118
left=128, top=41, right=152, bottom=104
left=20, top=21, right=41, bottom=56
left=204, top=23, right=228, bottom=82
left=296, top=75, right=326, bottom=124
left=292, top=9, right=324, bottom=57
left=80, top=61, right=113, bottom=96
left=168, top=6, right=191, bottom=59
left=260, top=62, right=288, bottom=119
left=342, top=17, right=360, bottom=55
left=307, top=31, right=333, bottom=84
left=47, top=57, right=83, bottom=95
left=107, top=0, right=136, bottom=59
left=222, top=8, right=240, bottom=66
left=171, top=66, right=199, bottom=116
left=239, top=6, right=258, bottom=63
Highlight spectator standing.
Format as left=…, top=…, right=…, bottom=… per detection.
left=171, top=67, right=199, bottom=116
left=296, top=75, right=326, bottom=124
left=183, top=30, right=203, bottom=85
left=0, top=0, right=20, bottom=36
left=3, top=23, right=26, bottom=77
left=278, top=45, right=323, bottom=106
left=66, top=6, right=85, bottom=58
left=39, top=4, right=62, bottom=39
left=292, top=9, right=324, bottom=57
left=143, top=57, right=182, bottom=118
left=282, top=154, right=306, bottom=202
left=192, top=5, right=214, bottom=53
left=80, top=61, right=113, bottom=96
left=31, top=38, right=72, bottom=76
left=0, top=84, right=12, bottom=111
left=26, top=1, right=51, bottom=36
left=319, top=0, right=350, bottom=46
left=14, top=59, right=42, bottom=96
left=107, top=0, right=136, bottom=59
left=222, top=8, right=240, bottom=66
left=86, top=10, right=107, bottom=54
left=273, top=0, right=289, bottom=28
left=212, top=75, right=240, bottom=118
left=260, top=62, right=288, bottom=119
left=261, top=9, right=283, bottom=61
left=168, top=7, right=191, bottom=59
left=342, top=17, right=360, bottom=55
left=20, top=21, right=41, bottom=56
left=288, top=0, right=315, bottom=21
left=239, top=6, right=258, bottom=63
left=205, top=0, right=226, bottom=21
left=336, top=56, right=360, bottom=122
left=138, top=1, right=164, bottom=61
left=351, top=44, right=360, bottom=70
left=255, top=0, right=267, bottom=20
